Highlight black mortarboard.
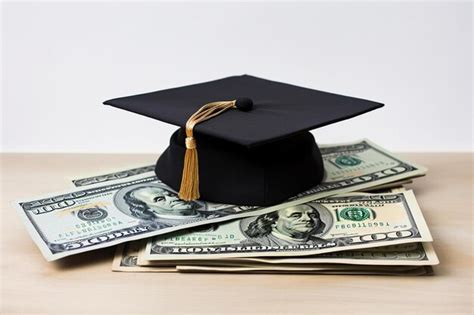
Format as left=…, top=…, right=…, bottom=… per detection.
left=104, top=75, right=383, bottom=206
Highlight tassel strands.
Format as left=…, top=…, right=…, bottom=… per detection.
left=178, top=100, right=238, bottom=201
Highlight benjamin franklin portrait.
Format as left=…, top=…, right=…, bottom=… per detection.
left=243, top=203, right=330, bottom=246
left=116, top=183, right=237, bottom=227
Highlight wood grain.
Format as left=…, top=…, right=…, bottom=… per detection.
left=1, top=153, right=472, bottom=314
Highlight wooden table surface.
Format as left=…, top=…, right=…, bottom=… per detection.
left=1, top=153, right=472, bottom=315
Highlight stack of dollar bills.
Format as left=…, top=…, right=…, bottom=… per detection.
left=15, top=139, right=438, bottom=275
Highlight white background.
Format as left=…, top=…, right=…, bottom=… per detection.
left=2, top=1, right=472, bottom=153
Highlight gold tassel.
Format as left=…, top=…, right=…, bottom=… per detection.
left=178, top=100, right=237, bottom=201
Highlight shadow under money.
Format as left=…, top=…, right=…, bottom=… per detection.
left=51, top=246, right=115, bottom=271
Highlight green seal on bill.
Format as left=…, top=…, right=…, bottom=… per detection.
left=339, top=207, right=371, bottom=221
left=335, top=155, right=362, bottom=167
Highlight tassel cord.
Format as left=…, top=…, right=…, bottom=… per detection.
left=179, top=100, right=236, bottom=200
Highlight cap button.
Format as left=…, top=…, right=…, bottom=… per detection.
left=235, top=98, right=253, bottom=111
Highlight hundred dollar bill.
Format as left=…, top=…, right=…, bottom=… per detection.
left=368, top=186, right=407, bottom=194
left=140, top=191, right=432, bottom=260
left=288, top=139, right=426, bottom=203
left=71, top=140, right=426, bottom=199
left=112, top=242, right=175, bottom=272
left=15, top=173, right=260, bottom=261
left=164, top=184, right=409, bottom=268
left=174, top=263, right=425, bottom=272
left=360, top=180, right=411, bottom=192
left=175, top=264, right=434, bottom=276
left=112, top=245, right=433, bottom=275
left=236, top=242, right=438, bottom=266
left=72, top=164, right=155, bottom=187
left=138, top=242, right=437, bottom=267
left=114, top=242, right=436, bottom=274
left=72, top=164, right=413, bottom=192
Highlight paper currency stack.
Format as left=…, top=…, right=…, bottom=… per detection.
left=15, top=139, right=438, bottom=275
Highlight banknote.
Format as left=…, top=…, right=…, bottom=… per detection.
left=141, top=191, right=432, bottom=260
left=175, top=265, right=434, bottom=276
left=71, top=140, right=426, bottom=201
left=288, top=139, right=426, bottom=203
left=235, top=242, right=438, bottom=266
left=74, top=164, right=413, bottom=192
left=368, top=186, right=407, bottom=194
left=15, top=173, right=259, bottom=261
left=138, top=242, right=438, bottom=267
left=72, top=164, right=156, bottom=187
left=136, top=186, right=413, bottom=268
left=360, top=181, right=411, bottom=192
left=113, top=241, right=435, bottom=274
left=112, top=242, right=175, bottom=272
left=177, top=263, right=426, bottom=272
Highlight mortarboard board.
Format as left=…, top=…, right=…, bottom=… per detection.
left=104, top=75, right=383, bottom=206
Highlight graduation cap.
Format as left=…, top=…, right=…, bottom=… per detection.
left=104, top=75, right=383, bottom=206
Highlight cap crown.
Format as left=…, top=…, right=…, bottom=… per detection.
left=104, top=75, right=383, bottom=147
